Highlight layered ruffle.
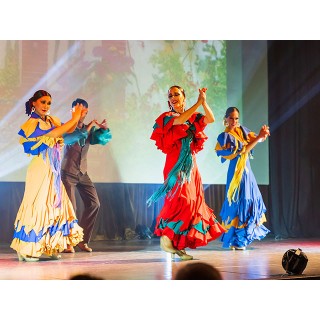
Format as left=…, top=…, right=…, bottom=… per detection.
left=155, top=208, right=226, bottom=250
left=19, top=114, right=63, bottom=156
left=11, top=220, right=83, bottom=257
left=10, top=154, right=84, bottom=256
left=153, top=155, right=225, bottom=249
left=220, top=197, right=270, bottom=248
left=150, top=111, right=208, bottom=155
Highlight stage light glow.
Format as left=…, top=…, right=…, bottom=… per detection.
left=0, top=41, right=85, bottom=180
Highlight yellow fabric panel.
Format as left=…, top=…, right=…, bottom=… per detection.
left=19, top=115, right=64, bottom=152
left=226, top=126, right=245, bottom=143
left=215, top=142, right=223, bottom=151
left=222, top=127, right=252, bottom=205
left=227, top=152, right=248, bottom=204
left=227, top=126, right=256, bottom=144
left=222, top=216, right=246, bottom=230
left=222, top=214, right=267, bottom=231
left=215, top=139, right=239, bottom=161
left=19, top=136, right=63, bottom=150
left=20, top=118, right=40, bottom=138
left=247, top=131, right=257, bottom=143
left=222, top=153, right=238, bottom=161
left=20, top=115, right=62, bottom=138
left=30, top=136, right=63, bottom=150
left=46, top=115, right=61, bottom=127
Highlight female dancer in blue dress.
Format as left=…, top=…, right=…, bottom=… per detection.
left=215, top=107, right=270, bottom=250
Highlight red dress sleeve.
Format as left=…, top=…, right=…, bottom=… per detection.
left=150, top=112, right=189, bottom=154
left=188, top=112, right=208, bottom=154
left=150, top=111, right=208, bottom=155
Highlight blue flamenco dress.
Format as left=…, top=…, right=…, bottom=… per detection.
left=148, top=111, right=225, bottom=250
left=10, top=113, right=83, bottom=258
left=215, top=125, right=270, bottom=249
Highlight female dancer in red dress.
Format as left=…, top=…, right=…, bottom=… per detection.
left=147, top=85, right=225, bottom=260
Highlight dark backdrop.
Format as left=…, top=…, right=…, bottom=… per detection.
left=268, top=40, right=320, bottom=238
left=0, top=181, right=269, bottom=243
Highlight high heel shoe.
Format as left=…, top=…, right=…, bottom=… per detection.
left=17, top=253, right=23, bottom=261
left=160, top=236, right=193, bottom=260
left=160, top=235, right=177, bottom=254
left=171, top=250, right=193, bottom=261
left=230, top=245, right=246, bottom=250
left=50, top=254, right=61, bottom=260
left=17, top=253, right=39, bottom=262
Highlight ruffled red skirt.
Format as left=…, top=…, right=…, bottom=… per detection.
left=154, top=156, right=225, bottom=250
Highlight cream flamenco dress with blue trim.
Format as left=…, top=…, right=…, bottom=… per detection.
left=10, top=113, right=83, bottom=260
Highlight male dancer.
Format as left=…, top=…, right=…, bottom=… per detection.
left=61, top=98, right=112, bottom=252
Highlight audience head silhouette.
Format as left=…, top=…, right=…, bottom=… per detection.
left=174, top=262, right=223, bottom=280
left=69, top=273, right=103, bottom=280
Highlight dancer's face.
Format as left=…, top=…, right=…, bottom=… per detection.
left=33, top=95, right=51, bottom=119
left=79, top=107, right=89, bottom=122
left=168, top=87, right=185, bottom=114
left=226, top=110, right=239, bottom=130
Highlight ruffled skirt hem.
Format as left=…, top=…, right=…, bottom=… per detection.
left=10, top=224, right=83, bottom=258
left=221, top=223, right=270, bottom=249
left=155, top=218, right=225, bottom=250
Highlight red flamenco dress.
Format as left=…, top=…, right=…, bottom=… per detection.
left=147, top=111, right=225, bottom=250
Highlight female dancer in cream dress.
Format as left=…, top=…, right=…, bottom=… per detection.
left=10, top=90, right=85, bottom=261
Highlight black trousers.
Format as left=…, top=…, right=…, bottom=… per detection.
left=61, top=171, right=100, bottom=244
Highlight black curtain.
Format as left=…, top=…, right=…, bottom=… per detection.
left=268, top=40, right=320, bottom=238
left=0, top=182, right=269, bottom=243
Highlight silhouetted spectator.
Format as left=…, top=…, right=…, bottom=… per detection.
left=174, top=262, right=223, bottom=280
left=69, top=273, right=103, bottom=280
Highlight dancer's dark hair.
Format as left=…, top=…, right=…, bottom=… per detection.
left=72, top=98, right=88, bottom=108
left=25, top=90, right=51, bottom=116
left=225, top=106, right=239, bottom=119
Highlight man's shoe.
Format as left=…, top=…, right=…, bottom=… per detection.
left=77, top=242, right=93, bottom=252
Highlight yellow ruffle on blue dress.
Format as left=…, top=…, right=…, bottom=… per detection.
left=215, top=125, right=270, bottom=249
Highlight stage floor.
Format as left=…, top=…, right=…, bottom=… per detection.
left=1, top=236, right=320, bottom=280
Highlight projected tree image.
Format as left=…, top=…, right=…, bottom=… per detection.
left=0, top=40, right=229, bottom=183
left=119, top=40, right=227, bottom=183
